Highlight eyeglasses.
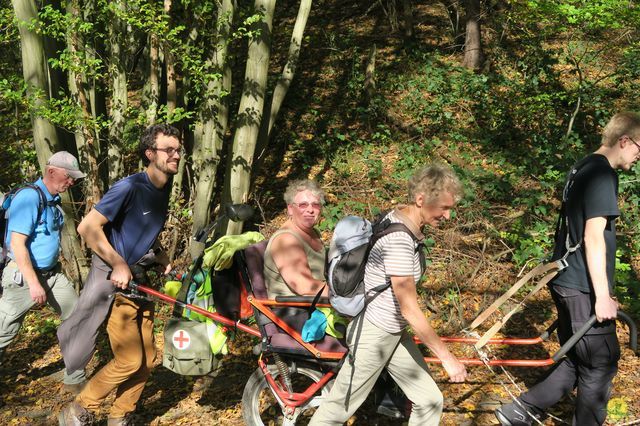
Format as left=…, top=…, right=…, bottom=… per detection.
left=58, top=169, right=75, bottom=183
left=628, top=136, right=640, bottom=151
left=152, top=146, right=183, bottom=157
left=292, top=202, right=323, bottom=210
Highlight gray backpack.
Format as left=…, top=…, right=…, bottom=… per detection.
left=326, top=213, right=424, bottom=316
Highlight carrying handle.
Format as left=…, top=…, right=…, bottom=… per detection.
left=551, top=315, right=597, bottom=362
left=551, top=311, right=639, bottom=362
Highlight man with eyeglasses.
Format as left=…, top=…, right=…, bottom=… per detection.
left=59, top=124, right=179, bottom=425
left=0, top=151, right=87, bottom=390
left=496, top=112, right=640, bottom=426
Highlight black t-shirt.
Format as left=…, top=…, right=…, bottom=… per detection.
left=550, top=154, right=619, bottom=293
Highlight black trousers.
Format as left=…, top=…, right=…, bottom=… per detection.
left=520, top=285, right=620, bottom=426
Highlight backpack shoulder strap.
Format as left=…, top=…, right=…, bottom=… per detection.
left=367, top=218, right=427, bottom=289
left=11, top=183, right=48, bottom=224
left=559, top=157, right=591, bottom=257
left=24, top=184, right=48, bottom=223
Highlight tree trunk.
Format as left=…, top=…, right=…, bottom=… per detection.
left=254, top=0, right=311, bottom=173
left=223, top=0, right=276, bottom=236
left=164, top=0, right=186, bottom=261
left=462, top=0, right=484, bottom=71
left=12, top=0, right=88, bottom=285
left=145, top=32, right=160, bottom=125
left=401, top=0, right=414, bottom=40
left=107, top=0, right=128, bottom=183
left=364, top=44, right=377, bottom=105
left=83, top=0, right=109, bottom=186
left=66, top=0, right=103, bottom=211
left=191, top=0, right=235, bottom=241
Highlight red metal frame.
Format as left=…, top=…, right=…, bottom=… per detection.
left=258, top=356, right=336, bottom=408
left=133, top=284, right=261, bottom=338
left=248, top=296, right=345, bottom=360
left=132, top=281, right=565, bottom=421
left=135, top=283, right=560, bottom=367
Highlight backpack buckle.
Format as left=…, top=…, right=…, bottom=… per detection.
left=556, top=258, right=569, bottom=271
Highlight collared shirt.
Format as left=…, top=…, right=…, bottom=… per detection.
left=7, top=178, right=63, bottom=269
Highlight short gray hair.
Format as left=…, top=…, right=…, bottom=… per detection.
left=283, top=179, right=325, bottom=205
left=408, top=164, right=462, bottom=204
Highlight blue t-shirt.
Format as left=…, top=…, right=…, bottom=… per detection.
left=95, top=172, right=171, bottom=265
left=7, top=179, right=64, bottom=269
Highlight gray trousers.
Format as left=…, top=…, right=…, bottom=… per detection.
left=309, top=316, right=443, bottom=425
left=58, top=255, right=117, bottom=373
left=0, top=262, right=85, bottom=384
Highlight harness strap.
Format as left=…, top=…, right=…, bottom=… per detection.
left=468, top=259, right=567, bottom=331
left=474, top=268, right=559, bottom=349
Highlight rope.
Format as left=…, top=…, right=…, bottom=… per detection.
left=463, top=328, right=568, bottom=425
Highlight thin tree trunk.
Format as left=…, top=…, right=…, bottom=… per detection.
left=12, top=0, right=88, bottom=284
left=85, top=0, right=109, bottom=186
left=223, top=0, right=276, bottom=236
left=67, top=0, right=102, bottom=211
left=191, top=0, right=235, bottom=241
left=401, top=0, right=414, bottom=40
left=107, top=0, right=128, bottom=182
left=254, top=0, right=310, bottom=173
left=264, top=0, right=310, bottom=141
left=462, top=0, right=484, bottom=70
left=146, top=32, right=160, bottom=125
left=165, top=0, right=186, bottom=261
left=364, top=44, right=377, bottom=105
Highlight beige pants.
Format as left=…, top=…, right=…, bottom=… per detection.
left=77, top=294, right=156, bottom=418
left=309, top=315, right=443, bottom=425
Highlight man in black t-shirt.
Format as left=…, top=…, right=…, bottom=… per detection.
left=496, top=112, right=640, bottom=426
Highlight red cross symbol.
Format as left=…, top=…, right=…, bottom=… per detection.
left=172, top=330, right=191, bottom=350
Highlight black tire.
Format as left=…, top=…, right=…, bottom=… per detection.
left=242, top=364, right=331, bottom=425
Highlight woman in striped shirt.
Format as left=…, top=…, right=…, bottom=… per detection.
left=310, top=164, right=468, bottom=426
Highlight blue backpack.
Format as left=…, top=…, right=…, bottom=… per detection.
left=0, top=184, right=47, bottom=265
left=326, top=213, right=425, bottom=316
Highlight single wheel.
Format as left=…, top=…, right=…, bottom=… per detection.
left=242, top=363, right=331, bottom=425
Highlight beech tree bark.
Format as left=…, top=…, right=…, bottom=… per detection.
left=190, top=0, right=235, bottom=243
left=66, top=0, right=103, bottom=211
left=223, top=0, right=276, bottom=235
left=254, top=0, right=311, bottom=172
left=12, top=0, right=88, bottom=284
left=107, top=0, right=128, bottom=182
left=462, top=0, right=485, bottom=70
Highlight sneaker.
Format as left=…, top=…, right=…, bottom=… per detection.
left=495, top=400, right=544, bottom=426
left=58, top=401, right=95, bottom=425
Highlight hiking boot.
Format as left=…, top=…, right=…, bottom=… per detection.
left=107, top=414, right=134, bottom=426
left=63, top=380, right=88, bottom=396
left=495, top=400, right=544, bottom=426
left=58, top=401, right=95, bottom=425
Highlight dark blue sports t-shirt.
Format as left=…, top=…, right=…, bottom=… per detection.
left=95, top=172, right=171, bottom=265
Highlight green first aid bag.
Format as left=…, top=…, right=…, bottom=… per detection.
left=162, top=318, right=216, bottom=376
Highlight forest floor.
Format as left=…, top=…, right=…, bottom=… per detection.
left=0, top=281, right=638, bottom=425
